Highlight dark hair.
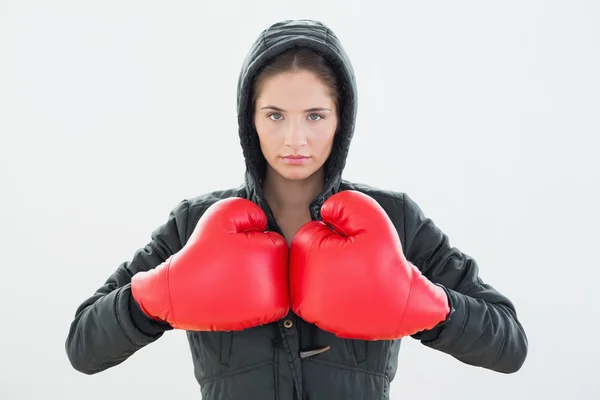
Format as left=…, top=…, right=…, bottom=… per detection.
left=251, top=47, right=341, bottom=116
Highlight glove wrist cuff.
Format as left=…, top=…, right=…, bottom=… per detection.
left=128, top=288, right=173, bottom=336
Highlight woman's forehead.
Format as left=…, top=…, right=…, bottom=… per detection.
left=256, top=71, right=335, bottom=109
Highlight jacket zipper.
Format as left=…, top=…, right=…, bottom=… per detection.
left=271, top=219, right=285, bottom=350
left=306, top=204, right=320, bottom=354
left=273, top=338, right=279, bottom=400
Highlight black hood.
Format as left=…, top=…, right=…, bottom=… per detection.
left=236, top=19, right=358, bottom=220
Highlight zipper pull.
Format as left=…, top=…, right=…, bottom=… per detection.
left=300, top=346, right=331, bottom=359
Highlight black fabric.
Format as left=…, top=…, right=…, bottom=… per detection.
left=65, top=19, right=528, bottom=399
left=128, top=290, right=173, bottom=336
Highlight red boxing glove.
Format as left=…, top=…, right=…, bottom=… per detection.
left=290, top=190, right=450, bottom=340
left=131, top=198, right=289, bottom=331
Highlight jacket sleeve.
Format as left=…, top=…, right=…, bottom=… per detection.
left=65, top=199, right=190, bottom=375
left=402, top=193, right=528, bottom=374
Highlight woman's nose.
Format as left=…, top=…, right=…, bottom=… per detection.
left=284, top=123, right=307, bottom=152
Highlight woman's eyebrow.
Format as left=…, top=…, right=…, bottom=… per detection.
left=260, top=106, right=332, bottom=112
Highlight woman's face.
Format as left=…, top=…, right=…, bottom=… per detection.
left=253, top=70, right=338, bottom=182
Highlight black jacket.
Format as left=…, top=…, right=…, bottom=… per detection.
left=65, top=19, right=528, bottom=400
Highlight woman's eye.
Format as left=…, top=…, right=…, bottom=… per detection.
left=268, top=112, right=283, bottom=121
left=268, top=112, right=322, bottom=121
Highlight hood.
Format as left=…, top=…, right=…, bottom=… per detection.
left=236, top=19, right=358, bottom=221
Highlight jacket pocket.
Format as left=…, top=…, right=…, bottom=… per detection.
left=345, top=339, right=367, bottom=365
left=187, top=325, right=279, bottom=385
left=220, top=331, right=233, bottom=367
left=302, top=358, right=387, bottom=400
left=201, top=361, right=275, bottom=400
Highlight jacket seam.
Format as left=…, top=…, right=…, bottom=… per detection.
left=460, top=279, right=483, bottom=295
left=202, top=360, right=273, bottom=383
left=375, top=191, right=407, bottom=203
left=114, top=269, right=152, bottom=345
left=447, top=294, right=470, bottom=350
left=489, top=303, right=509, bottom=368
left=75, top=311, right=100, bottom=367
left=149, top=241, right=169, bottom=265
left=114, top=286, right=143, bottom=347
left=180, top=199, right=190, bottom=247
left=423, top=292, right=469, bottom=349
left=273, top=346, right=279, bottom=400
left=303, top=358, right=388, bottom=380
left=346, top=186, right=405, bottom=211
left=115, top=268, right=131, bottom=282
left=281, top=326, right=303, bottom=400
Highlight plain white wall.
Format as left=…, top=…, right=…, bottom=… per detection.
left=1, top=1, right=598, bottom=399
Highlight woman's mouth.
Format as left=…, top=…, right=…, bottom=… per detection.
left=281, top=155, right=310, bottom=165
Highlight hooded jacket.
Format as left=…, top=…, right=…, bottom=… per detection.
left=65, top=20, right=528, bottom=400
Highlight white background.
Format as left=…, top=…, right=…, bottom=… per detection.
left=1, top=1, right=599, bottom=399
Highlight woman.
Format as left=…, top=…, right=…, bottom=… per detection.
left=65, top=19, right=528, bottom=399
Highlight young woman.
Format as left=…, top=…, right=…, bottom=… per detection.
left=65, top=19, right=528, bottom=400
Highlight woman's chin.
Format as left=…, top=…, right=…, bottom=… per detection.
left=276, top=166, right=317, bottom=181
left=280, top=171, right=313, bottom=181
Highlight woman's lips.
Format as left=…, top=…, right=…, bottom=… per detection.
left=281, top=155, right=310, bottom=165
